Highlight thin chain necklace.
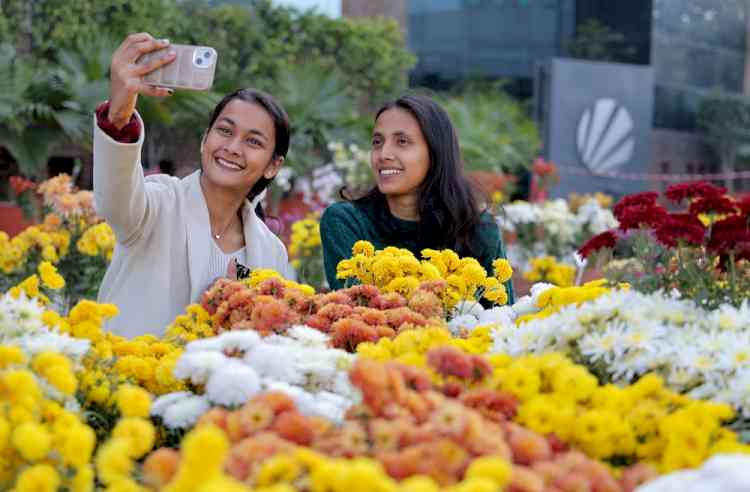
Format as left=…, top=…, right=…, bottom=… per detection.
left=212, top=216, right=234, bottom=240
left=200, top=177, right=239, bottom=240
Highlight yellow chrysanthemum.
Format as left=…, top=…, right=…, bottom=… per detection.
left=38, top=261, right=65, bottom=289
left=12, top=422, right=52, bottom=461
left=115, top=385, right=152, bottom=418
left=12, top=464, right=60, bottom=492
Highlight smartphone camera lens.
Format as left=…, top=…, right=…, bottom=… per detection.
left=203, top=51, right=212, bottom=59
left=196, top=58, right=203, bottom=65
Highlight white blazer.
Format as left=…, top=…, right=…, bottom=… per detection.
left=93, top=113, right=293, bottom=338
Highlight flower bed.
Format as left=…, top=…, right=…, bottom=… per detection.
left=2, top=181, right=750, bottom=490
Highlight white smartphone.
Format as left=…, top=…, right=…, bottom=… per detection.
left=140, top=44, right=217, bottom=91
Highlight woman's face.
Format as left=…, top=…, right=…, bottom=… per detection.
left=201, top=99, right=282, bottom=194
left=371, top=107, right=430, bottom=198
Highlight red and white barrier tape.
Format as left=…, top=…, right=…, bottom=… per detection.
left=555, top=164, right=750, bottom=182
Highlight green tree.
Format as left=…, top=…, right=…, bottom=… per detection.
left=0, top=43, right=93, bottom=180
left=0, top=0, right=415, bottom=184
left=697, top=93, right=750, bottom=193
left=566, top=19, right=637, bottom=63
left=439, top=84, right=540, bottom=175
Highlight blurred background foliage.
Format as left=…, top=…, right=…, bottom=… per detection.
left=0, top=0, right=537, bottom=197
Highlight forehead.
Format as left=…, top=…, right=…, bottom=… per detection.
left=215, top=99, right=276, bottom=136
left=374, top=107, right=422, bottom=135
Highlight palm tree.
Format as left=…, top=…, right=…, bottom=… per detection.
left=275, top=63, right=362, bottom=177
left=0, top=36, right=220, bottom=180
left=0, top=43, right=68, bottom=180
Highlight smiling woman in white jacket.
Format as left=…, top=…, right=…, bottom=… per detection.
left=94, top=33, right=292, bottom=337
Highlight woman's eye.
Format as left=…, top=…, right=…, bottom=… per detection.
left=247, top=138, right=263, bottom=147
left=398, top=137, right=409, bottom=146
left=371, top=137, right=383, bottom=146
left=216, top=127, right=231, bottom=135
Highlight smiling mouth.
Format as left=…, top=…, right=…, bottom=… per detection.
left=215, top=156, right=244, bottom=171
left=379, top=169, right=403, bottom=176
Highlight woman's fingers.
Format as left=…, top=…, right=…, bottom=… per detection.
left=126, top=37, right=170, bottom=64
left=227, top=259, right=238, bottom=280
left=137, top=83, right=174, bottom=98
left=134, top=50, right=176, bottom=76
left=125, top=32, right=154, bottom=46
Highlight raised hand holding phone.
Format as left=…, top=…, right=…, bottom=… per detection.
left=108, top=33, right=176, bottom=130
left=140, top=44, right=217, bottom=91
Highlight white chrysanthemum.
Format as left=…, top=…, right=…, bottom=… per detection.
left=490, top=287, right=750, bottom=415
left=162, top=395, right=211, bottom=429
left=16, top=333, right=90, bottom=360
left=717, top=335, right=750, bottom=372
left=151, top=391, right=194, bottom=418
left=452, top=301, right=485, bottom=319
left=310, top=397, right=346, bottom=423
left=297, top=356, right=338, bottom=386
left=447, top=314, right=479, bottom=335
left=0, top=293, right=45, bottom=338
left=218, top=330, right=261, bottom=353
left=286, top=325, right=330, bottom=346
left=478, top=306, right=515, bottom=326
left=205, top=360, right=261, bottom=406
left=578, top=327, right=622, bottom=365
left=331, top=372, right=357, bottom=399
left=243, top=343, right=304, bottom=385
left=264, top=380, right=315, bottom=408
left=185, top=337, right=224, bottom=353
left=709, top=301, right=750, bottom=331
left=173, top=351, right=229, bottom=385
left=634, top=454, right=750, bottom=492
left=529, top=283, right=555, bottom=301
left=510, top=295, right=536, bottom=316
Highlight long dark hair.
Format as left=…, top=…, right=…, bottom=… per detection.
left=351, top=94, right=484, bottom=257
left=205, top=88, right=290, bottom=220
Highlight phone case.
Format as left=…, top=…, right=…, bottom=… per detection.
left=140, top=44, right=217, bottom=91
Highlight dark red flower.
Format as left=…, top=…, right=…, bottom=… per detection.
left=664, top=181, right=726, bottom=204
left=737, top=195, right=750, bottom=218
left=613, top=192, right=659, bottom=218
left=654, top=213, right=706, bottom=248
left=578, top=230, right=617, bottom=258
left=616, top=203, right=669, bottom=231
left=708, top=215, right=750, bottom=253
left=689, top=196, right=737, bottom=217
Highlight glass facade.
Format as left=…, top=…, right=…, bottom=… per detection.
left=408, top=0, right=576, bottom=94
left=652, top=0, right=748, bottom=129
left=405, top=0, right=748, bottom=131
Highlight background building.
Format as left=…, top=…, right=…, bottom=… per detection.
left=343, top=0, right=750, bottom=190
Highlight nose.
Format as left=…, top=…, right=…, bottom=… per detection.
left=224, top=136, right=242, bottom=156
left=379, top=140, right=396, bottom=162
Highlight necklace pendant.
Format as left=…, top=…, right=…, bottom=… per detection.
left=214, top=234, right=220, bottom=240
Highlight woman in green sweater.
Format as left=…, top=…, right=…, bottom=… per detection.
left=320, top=94, right=513, bottom=301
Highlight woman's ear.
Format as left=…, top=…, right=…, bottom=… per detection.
left=263, top=155, right=284, bottom=179
left=200, top=130, right=207, bottom=154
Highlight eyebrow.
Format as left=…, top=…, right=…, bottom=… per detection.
left=372, top=130, right=411, bottom=138
left=217, top=116, right=268, bottom=141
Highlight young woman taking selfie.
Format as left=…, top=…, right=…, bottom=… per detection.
left=320, top=94, right=513, bottom=300
left=94, top=33, right=292, bottom=337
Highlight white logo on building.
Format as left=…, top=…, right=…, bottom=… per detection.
left=576, top=98, right=635, bottom=174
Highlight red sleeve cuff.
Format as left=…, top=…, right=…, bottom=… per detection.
left=95, top=101, right=142, bottom=143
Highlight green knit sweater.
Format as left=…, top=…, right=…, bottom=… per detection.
left=320, top=199, right=514, bottom=303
